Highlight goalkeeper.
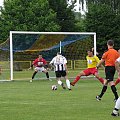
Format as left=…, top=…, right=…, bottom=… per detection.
left=70, top=49, right=104, bottom=86
left=28, top=54, right=50, bottom=81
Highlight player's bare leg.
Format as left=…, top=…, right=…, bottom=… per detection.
left=70, top=71, right=86, bottom=86
left=94, top=73, right=104, bottom=84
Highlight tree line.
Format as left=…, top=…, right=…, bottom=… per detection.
left=0, top=0, right=120, bottom=54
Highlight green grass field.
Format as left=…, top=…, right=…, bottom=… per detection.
left=0, top=70, right=120, bottom=120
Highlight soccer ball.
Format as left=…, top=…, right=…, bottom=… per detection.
left=30, top=80, right=33, bottom=83
left=52, top=85, right=57, bottom=90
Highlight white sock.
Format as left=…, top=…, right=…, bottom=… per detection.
left=115, top=97, right=120, bottom=110
left=58, top=80, right=62, bottom=85
left=66, top=79, right=70, bottom=89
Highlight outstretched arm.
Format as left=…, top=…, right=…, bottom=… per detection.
left=28, top=64, right=33, bottom=70
left=97, top=59, right=105, bottom=68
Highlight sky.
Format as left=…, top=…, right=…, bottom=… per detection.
left=0, top=0, right=4, bottom=7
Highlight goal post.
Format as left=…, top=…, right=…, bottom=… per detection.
left=10, top=31, right=13, bottom=80
left=9, top=31, right=96, bottom=81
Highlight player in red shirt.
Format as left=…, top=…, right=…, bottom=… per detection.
left=29, top=54, right=50, bottom=82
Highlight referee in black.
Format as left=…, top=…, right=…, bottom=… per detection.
left=96, top=40, right=119, bottom=101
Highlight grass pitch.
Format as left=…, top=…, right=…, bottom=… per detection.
left=0, top=70, right=120, bottom=120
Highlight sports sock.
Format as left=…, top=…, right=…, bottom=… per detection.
left=115, top=78, right=120, bottom=86
left=98, top=78, right=104, bottom=84
left=66, top=79, right=71, bottom=89
left=111, top=85, right=119, bottom=100
left=32, top=71, right=37, bottom=79
left=58, top=80, right=62, bottom=85
left=115, top=97, right=120, bottom=110
left=72, top=76, right=80, bottom=84
left=99, top=85, right=107, bottom=98
left=46, top=72, right=49, bottom=79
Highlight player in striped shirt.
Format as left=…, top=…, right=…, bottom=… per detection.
left=50, top=52, right=71, bottom=90
left=70, top=49, right=104, bottom=86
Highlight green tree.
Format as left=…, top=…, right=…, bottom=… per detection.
left=48, top=0, right=76, bottom=31
left=87, top=0, right=120, bottom=14
left=85, top=4, right=120, bottom=54
left=0, top=0, right=60, bottom=42
left=74, top=12, right=86, bottom=32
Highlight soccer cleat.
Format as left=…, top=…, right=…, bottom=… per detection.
left=96, top=95, right=101, bottom=101
left=61, top=83, right=66, bottom=89
left=70, top=82, right=75, bottom=86
left=111, top=112, right=119, bottom=117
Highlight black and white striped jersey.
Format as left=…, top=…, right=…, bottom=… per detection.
left=50, top=55, right=67, bottom=71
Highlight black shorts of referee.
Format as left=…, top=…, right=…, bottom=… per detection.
left=105, top=66, right=116, bottom=81
left=55, top=71, right=66, bottom=78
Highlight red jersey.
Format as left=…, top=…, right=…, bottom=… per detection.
left=32, top=58, right=47, bottom=67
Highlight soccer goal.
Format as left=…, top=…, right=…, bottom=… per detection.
left=0, top=31, right=96, bottom=81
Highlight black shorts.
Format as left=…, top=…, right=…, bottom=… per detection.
left=55, top=71, right=66, bottom=78
left=105, top=66, right=116, bottom=81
